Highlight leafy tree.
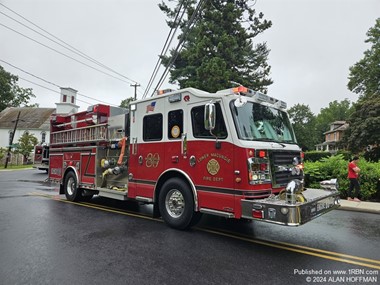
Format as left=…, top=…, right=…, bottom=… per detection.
left=0, top=147, right=6, bottom=161
left=0, top=65, right=36, bottom=112
left=15, top=132, right=38, bottom=164
left=314, top=99, right=353, bottom=142
left=159, top=0, right=273, bottom=93
left=287, top=104, right=317, bottom=151
left=347, top=18, right=380, bottom=99
left=119, top=97, right=134, bottom=109
left=344, top=18, right=380, bottom=159
left=343, top=97, right=380, bottom=155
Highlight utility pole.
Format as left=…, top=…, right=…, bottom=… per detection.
left=4, top=111, right=21, bottom=169
left=130, top=83, right=140, bottom=100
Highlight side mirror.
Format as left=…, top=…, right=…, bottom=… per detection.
left=204, top=103, right=216, bottom=131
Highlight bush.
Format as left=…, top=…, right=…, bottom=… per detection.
left=336, top=150, right=352, bottom=161
left=304, top=155, right=380, bottom=201
left=304, top=151, right=331, bottom=162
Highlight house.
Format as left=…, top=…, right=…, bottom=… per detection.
left=0, top=87, right=79, bottom=149
left=0, top=107, right=55, bottom=148
left=315, top=121, right=348, bottom=153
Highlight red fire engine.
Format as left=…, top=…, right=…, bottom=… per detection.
left=48, top=86, right=340, bottom=229
left=33, top=144, right=49, bottom=172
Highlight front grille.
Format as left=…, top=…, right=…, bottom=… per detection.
left=271, top=151, right=303, bottom=187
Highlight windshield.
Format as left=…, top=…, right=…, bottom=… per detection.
left=230, top=100, right=297, bottom=143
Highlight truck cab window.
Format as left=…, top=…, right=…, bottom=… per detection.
left=230, top=101, right=296, bottom=143
left=143, top=114, right=163, bottom=141
left=191, top=104, right=227, bottom=139
left=168, top=110, right=183, bottom=139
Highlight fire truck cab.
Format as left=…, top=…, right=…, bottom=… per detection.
left=48, top=86, right=340, bottom=229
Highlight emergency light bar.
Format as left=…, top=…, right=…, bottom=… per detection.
left=157, top=89, right=174, bottom=95
left=217, top=86, right=287, bottom=109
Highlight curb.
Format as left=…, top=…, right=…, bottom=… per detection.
left=338, top=200, right=380, bottom=215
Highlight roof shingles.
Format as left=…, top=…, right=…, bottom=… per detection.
left=0, top=107, right=55, bottom=129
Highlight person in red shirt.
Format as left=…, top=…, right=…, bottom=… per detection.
left=347, top=156, right=361, bottom=202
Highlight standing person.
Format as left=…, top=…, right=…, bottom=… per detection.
left=347, top=156, right=361, bottom=202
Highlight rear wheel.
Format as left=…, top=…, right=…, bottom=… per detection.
left=63, top=171, right=81, bottom=202
left=63, top=171, right=94, bottom=202
left=159, top=178, right=197, bottom=230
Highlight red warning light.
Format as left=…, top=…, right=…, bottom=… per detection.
left=232, top=86, right=248, bottom=93
left=258, top=150, right=266, bottom=158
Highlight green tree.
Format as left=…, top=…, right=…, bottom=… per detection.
left=344, top=18, right=380, bottom=159
left=314, top=99, right=353, bottom=142
left=15, top=132, right=38, bottom=164
left=288, top=104, right=317, bottom=151
left=0, top=147, right=6, bottom=162
left=119, top=97, right=134, bottom=109
left=0, top=65, right=36, bottom=112
left=343, top=97, right=380, bottom=155
left=159, top=0, right=273, bottom=93
left=347, top=18, right=380, bottom=99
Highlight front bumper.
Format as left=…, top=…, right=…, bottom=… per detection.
left=241, top=188, right=340, bottom=226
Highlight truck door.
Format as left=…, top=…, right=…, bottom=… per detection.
left=128, top=99, right=165, bottom=200
left=187, top=103, right=236, bottom=215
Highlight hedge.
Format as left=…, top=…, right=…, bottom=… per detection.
left=304, top=151, right=331, bottom=162
left=304, top=154, right=380, bottom=201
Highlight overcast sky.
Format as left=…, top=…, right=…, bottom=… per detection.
left=1, top=0, right=379, bottom=114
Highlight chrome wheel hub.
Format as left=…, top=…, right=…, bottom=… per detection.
left=165, top=189, right=185, bottom=218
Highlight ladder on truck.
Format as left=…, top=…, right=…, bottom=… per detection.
left=51, top=124, right=108, bottom=145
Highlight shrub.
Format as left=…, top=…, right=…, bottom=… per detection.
left=304, top=155, right=380, bottom=201
left=304, top=151, right=331, bottom=162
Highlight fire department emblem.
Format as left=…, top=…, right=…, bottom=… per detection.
left=207, top=159, right=220, bottom=176
left=146, top=153, right=160, bottom=168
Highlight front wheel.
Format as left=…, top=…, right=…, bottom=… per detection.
left=159, top=178, right=196, bottom=230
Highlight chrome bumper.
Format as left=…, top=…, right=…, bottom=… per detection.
left=241, top=188, right=340, bottom=226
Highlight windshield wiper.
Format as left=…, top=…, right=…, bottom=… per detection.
left=253, top=138, right=287, bottom=147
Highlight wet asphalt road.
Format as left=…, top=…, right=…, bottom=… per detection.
left=0, top=169, right=379, bottom=285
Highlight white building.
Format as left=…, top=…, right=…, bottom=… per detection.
left=0, top=87, right=79, bottom=149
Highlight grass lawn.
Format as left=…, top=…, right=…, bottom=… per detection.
left=0, top=164, right=33, bottom=170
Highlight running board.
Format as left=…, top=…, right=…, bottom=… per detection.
left=200, top=208, right=235, bottom=218
left=98, top=188, right=128, bottom=200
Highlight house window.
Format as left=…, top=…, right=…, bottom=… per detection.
left=41, top=132, right=46, bottom=143
left=63, top=95, right=67, bottom=102
left=71, top=96, right=74, bottom=104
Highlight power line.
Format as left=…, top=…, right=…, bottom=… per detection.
left=0, top=21, right=136, bottom=86
left=20, top=76, right=120, bottom=107
left=0, top=59, right=119, bottom=106
left=150, top=0, right=208, bottom=96
left=18, top=76, right=93, bottom=105
left=0, top=59, right=60, bottom=88
left=0, top=3, right=140, bottom=86
left=143, top=0, right=188, bottom=98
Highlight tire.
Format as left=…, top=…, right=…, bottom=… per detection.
left=159, top=178, right=196, bottom=230
left=63, top=171, right=81, bottom=202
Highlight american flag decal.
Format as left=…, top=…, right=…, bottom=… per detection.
left=146, top=101, right=156, bottom=113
